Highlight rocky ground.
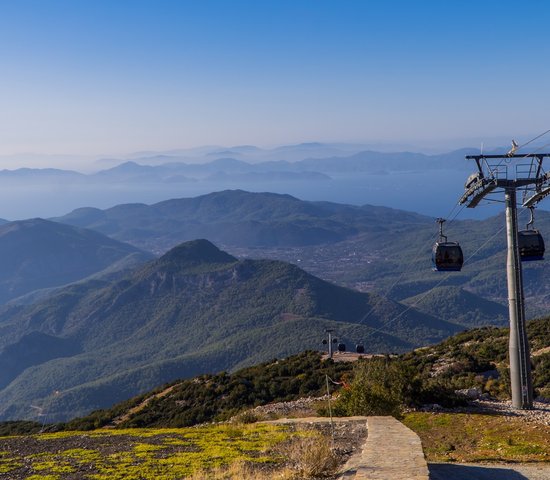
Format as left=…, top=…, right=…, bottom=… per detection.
left=245, top=395, right=326, bottom=419
left=249, top=394, right=550, bottom=427
left=420, top=398, right=550, bottom=426
left=467, top=399, right=550, bottom=425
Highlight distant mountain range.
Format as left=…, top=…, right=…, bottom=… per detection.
left=0, top=144, right=519, bottom=220
left=0, top=239, right=465, bottom=421
left=53, top=189, right=431, bottom=253
left=105, top=142, right=381, bottom=165
left=0, top=148, right=480, bottom=185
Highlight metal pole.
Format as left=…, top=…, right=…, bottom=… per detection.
left=325, top=374, right=335, bottom=448
left=328, top=331, right=333, bottom=358
left=505, top=187, right=533, bottom=408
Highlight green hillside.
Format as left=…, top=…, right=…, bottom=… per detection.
left=402, top=286, right=508, bottom=328
left=0, top=218, right=152, bottom=304
left=0, top=240, right=458, bottom=422
left=64, top=350, right=353, bottom=430
left=397, top=315, right=550, bottom=401
left=54, top=189, right=432, bottom=252
left=52, top=190, right=550, bottom=315
left=59, top=316, right=550, bottom=431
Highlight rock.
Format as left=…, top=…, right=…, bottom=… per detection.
left=420, top=403, right=443, bottom=411
left=455, top=387, right=483, bottom=399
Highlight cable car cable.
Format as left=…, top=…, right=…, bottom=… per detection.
left=354, top=207, right=530, bottom=344
left=355, top=200, right=467, bottom=327
left=356, top=218, right=510, bottom=343
left=352, top=170, right=516, bottom=336
left=488, top=134, right=550, bottom=178
left=316, top=141, right=538, bottom=346
left=517, top=129, right=550, bottom=152
left=364, top=207, right=523, bottom=338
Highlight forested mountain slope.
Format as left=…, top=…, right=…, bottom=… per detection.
left=54, top=189, right=432, bottom=252
left=0, top=240, right=460, bottom=421
left=53, top=190, right=550, bottom=315
left=0, top=218, right=151, bottom=304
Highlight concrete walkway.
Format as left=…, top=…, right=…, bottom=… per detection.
left=267, top=415, right=429, bottom=479
left=338, top=416, right=429, bottom=480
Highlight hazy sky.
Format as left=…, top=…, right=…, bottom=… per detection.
left=1, top=0, right=549, bottom=157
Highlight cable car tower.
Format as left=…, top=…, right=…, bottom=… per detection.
left=459, top=150, right=550, bottom=409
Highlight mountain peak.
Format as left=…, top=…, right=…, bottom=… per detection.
left=158, top=239, right=237, bottom=269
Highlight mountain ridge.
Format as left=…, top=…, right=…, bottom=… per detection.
left=0, top=239, right=463, bottom=421
left=53, top=189, right=432, bottom=252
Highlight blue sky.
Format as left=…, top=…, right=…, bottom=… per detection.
left=0, top=0, right=549, bottom=156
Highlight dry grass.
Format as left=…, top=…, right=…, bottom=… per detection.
left=276, top=432, right=340, bottom=478
left=186, top=461, right=294, bottom=480
left=189, top=430, right=340, bottom=479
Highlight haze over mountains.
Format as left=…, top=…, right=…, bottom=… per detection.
left=0, top=219, right=152, bottom=304
left=0, top=143, right=515, bottom=219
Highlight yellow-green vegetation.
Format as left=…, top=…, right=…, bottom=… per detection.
left=403, top=412, right=550, bottom=463
left=26, top=476, right=60, bottom=480
left=0, top=450, right=23, bottom=474
left=0, top=424, right=314, bottom=479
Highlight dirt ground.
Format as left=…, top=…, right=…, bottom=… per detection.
left=301, top=420, right=369, bottom=477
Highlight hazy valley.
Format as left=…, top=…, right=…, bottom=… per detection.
left=0, top=187, right=544, bottom=422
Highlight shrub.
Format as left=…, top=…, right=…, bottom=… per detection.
left=231, top=410, right=262, bottom=424
left=333, top=357, right=415, bottom=417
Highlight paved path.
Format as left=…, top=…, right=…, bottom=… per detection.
left=338, top=416, right=429, bottom=480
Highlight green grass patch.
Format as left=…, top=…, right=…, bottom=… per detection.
left=403, top=412, right=550, bottom=463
